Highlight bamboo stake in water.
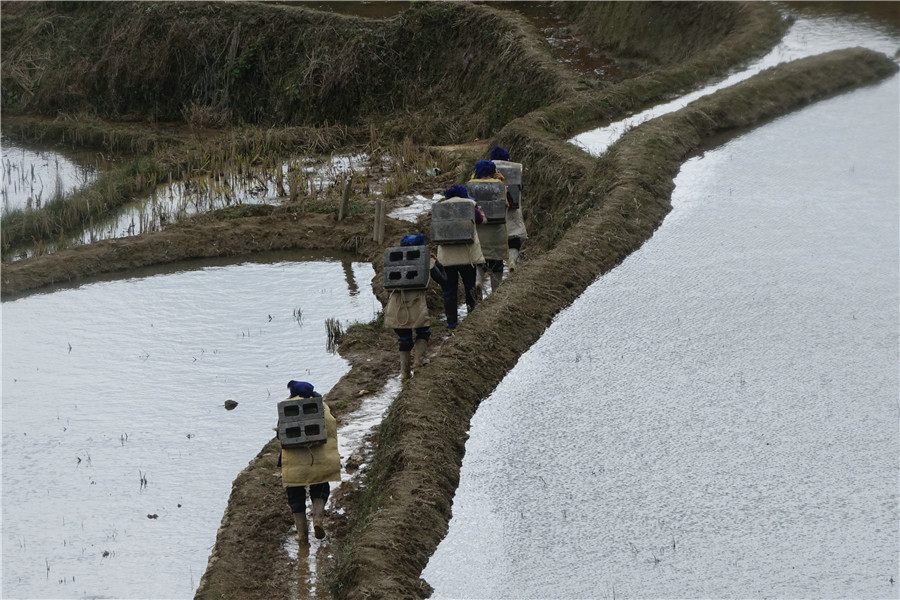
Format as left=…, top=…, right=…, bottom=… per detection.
left=374, top=197, right=383, bottom=243
left=338, top=175, right=352, bottom=221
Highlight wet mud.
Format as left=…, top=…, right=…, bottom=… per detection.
left=2, top=2, right=897, bottom=600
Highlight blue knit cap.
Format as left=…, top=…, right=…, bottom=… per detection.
left=489, top=146, right=510, bottom=161
left=287, top=380, right=315, bottom=398
left=473, top=160, right=497, bottom=179
left=400, top=233, right=425, bottom=246
left=443, top=185, right=469, bottom=199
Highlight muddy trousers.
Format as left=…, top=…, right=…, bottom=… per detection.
left=394, top=327, right=431, bottom=352
left=285, top=483, right=330, bottom=514
left=439, top=264, right=478, bottom=329
left=476, top=259, right=504, bottom=295
left=508, top=237, right=523, bottom=270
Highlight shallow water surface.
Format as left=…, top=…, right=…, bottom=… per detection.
left=5, top=150, right=377, bottom=260
left=424, top=32, right=899, bottom=600
left=569, top=11, right=900, bottom=156
left=2, top=252, right=377, bottom=599
left=1, top=138, right=101, bottom=214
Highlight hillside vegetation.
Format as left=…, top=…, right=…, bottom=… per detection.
left=2, top=1, right=575, bottom=141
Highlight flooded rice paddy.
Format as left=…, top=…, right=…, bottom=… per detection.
left=423, top=12, right=899, bottom=599
left=0, top=146, right=397, bottom=259
left=2, top=4, right=899, bottom=600
left=569, top=7, right=900, bottom=157
left=2, top=253, right=378, bottom=599
left=1, top=137, right=101, bottom=215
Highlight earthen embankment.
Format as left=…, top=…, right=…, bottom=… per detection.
left=326, top=45, right=897, bottom=600
left=4, top=3, right=896, bottom=600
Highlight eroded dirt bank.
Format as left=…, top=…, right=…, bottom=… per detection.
left=0, top=210, right=404, bottom=298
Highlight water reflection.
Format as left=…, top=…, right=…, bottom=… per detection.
left=569, top=11, right=900, bottom=156
left=2, top=253, right=377, bottom=599
left=1, top=137, right=101, bottom=214
left=6, top=151, right=378, bottom=260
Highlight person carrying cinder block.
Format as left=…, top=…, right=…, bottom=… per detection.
left=467, top=160, right=510, bottom=296
left=276, top=380, right=341, bottom=543
left=488, top=146, right=527, bottom=271
left=383, top=234, right=448, bottom=382
left=431, top=185, right=486, bottom=331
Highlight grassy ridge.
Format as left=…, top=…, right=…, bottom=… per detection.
left=1, top=0, right=574, bottom=256
left=0, top=2, right=785, bottom=260
left=1, top=1, right=573, bottom=140
left=557, top=1, right=774, bottom=64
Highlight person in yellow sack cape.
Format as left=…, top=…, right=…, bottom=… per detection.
left=383, top=233, right=449, bottom=382
left=277, top=380, right=341, bottom=543
left=469, top=160, right=510, bottom=297
left=489, top=146, right=527, bottom=271
left=434, top=185, right=486, bottom=330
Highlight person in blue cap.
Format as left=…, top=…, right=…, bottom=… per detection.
left=383, top=234, right=448, bottom=381
left=434, top=185, right=485, bottom=330
left=277, top=380, right=341, bottom=543
left=469, top=160, right=509, bottom=296
left=489, top=146, right=527, bottom=271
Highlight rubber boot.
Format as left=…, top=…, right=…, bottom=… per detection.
left=293, top=511, right=309, bottom=544
left=508, top=248, right=519, bottom=271
left=400, top=350, right=412, bottom=382
left=413, top=338, right=429, bottom=368
left=490, top=270, right=503, bottom=293
left=475, top=264, right=486, bottom=300
left=312, top=498, right=326, bottom=539
left=464, top=286, right=478, bottom=313
left=442, top=294, right=458, bottom=330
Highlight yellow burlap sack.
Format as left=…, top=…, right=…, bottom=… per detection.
left=281, top=401, right=341, bottom=487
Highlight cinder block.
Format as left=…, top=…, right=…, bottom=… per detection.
left=277, top=397, right=328, bottom=447
left=480, top=200, right=507, bottom=223
left=383, top=245, right=430, bottom=289
left=466, top=181, right=507, bottom=223
left=493, top=160, right=522, bottom=208
left=431, top=201, right=476, bottom=244
left=433, top=200, right=476, bottom=221
left=278, top=396, right=324, bottom=420
left=431, top=219, right=475, bottom=244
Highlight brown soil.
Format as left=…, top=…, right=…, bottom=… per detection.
left=7, top=45, right=893, bottom=600
left=3, top=2, right=897, bottom=600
